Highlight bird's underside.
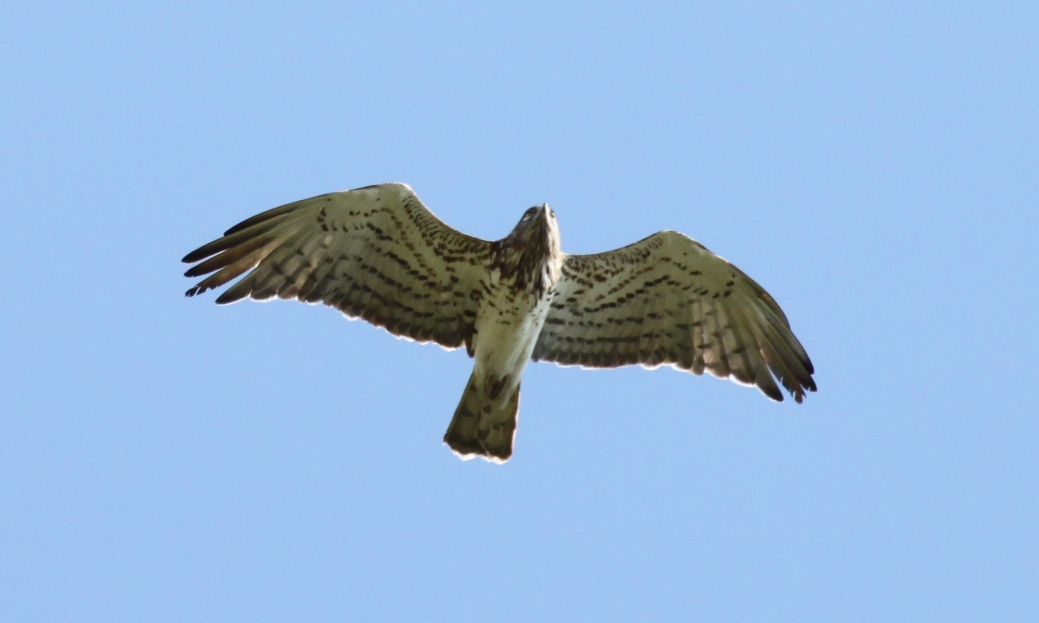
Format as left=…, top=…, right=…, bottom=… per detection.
left=183, top=182, right=816, bottom=463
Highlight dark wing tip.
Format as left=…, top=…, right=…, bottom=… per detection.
left=183, top=264, right=209, bottom=278
left=182, top=247, right=211, bottom=264
left=214, top=287, right=249, bottom=305
left=791, top=375, right=817, bottom=404
left=762, top=383, right=784, bottom=402
left=223, top=201, right=305, bottom=236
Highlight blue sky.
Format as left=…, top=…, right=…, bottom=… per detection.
left=2, top=2, right=1037, bottom=621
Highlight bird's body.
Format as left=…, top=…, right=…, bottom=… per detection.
left=183, top=183, right=815, bottom=462
left=444, top=290, right=551, bottom=461
left=446, top=217, right=563, bottom=460
left=471, top=203, right=563, bottom=399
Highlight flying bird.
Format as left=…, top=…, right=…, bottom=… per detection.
left=183, top=183, right=815, bottom=462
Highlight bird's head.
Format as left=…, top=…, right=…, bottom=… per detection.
left=508, top=204, right=558, bottom=244
left=496, top=204, right=563, bottom=295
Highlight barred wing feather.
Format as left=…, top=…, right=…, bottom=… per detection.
left=532, top=231, right=816, bottom=402
left=183, top=183, right=493, bottom=353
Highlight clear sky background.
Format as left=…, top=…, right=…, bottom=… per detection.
left=2, top=2, right=1037, bottom=621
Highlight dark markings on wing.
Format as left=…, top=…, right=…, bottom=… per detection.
left=183, top=183, right=494, bottom=353
left=532, top=231, right=816, bottom=402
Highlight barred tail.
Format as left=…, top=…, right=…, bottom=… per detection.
left=443, top=372, right=520, bottom=463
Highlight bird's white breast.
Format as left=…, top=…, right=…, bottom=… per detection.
left=470, top=270, right=554, bottom=395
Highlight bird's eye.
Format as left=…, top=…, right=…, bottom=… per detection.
left=522, top=209, right=535, bottom=221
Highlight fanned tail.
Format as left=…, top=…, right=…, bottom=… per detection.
left=443, top=372, right=520, bottom=463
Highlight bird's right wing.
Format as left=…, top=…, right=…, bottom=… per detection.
left=533, top=231, right=816, bottom=402
left=183, top=183, right=494, bottom=353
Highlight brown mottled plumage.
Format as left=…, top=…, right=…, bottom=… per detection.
left=533, top=232, right=816, bottom=403
left=183, top=183, right=815, bottom=462
left=184, top=184, right=493, bottom=352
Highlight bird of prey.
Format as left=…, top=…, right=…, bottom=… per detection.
left=183, top=183, right=815, bottom=462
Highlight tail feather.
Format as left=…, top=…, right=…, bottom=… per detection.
left=443, top=373, right=520, bottom=463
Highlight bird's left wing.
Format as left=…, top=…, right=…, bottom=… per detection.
left=183, top=183, right=493, bottom=353
left=532, top=231, right=816, bottom=402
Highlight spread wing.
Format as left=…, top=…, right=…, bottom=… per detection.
left=532, top=231, right=816, bottom=402
left=183, top=183, right=493, bottom=353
